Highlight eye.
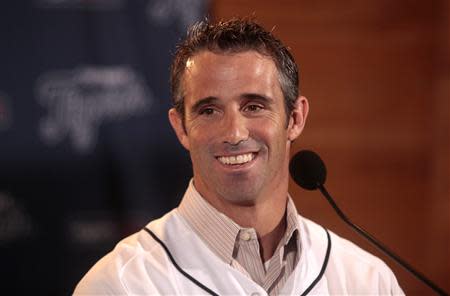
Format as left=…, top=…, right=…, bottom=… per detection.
left=199, top=107, right=216, bottom=116
left=244, top=104, right=263, bottom=112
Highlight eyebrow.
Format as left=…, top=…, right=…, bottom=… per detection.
left=241, top=93, right=275, bottom=104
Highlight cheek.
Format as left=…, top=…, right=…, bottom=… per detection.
left=187, top=128, right=213, bottom=155
left=252, top=116, right=289, bottom=145
left=186, top=118, right=209, bottom=142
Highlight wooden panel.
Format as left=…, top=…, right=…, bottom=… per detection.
left=212, top=1, right=449, bottom=294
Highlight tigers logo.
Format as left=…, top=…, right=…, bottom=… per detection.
left=35, top=66, right=152, bottom=153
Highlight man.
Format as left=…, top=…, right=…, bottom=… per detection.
left=75, top=18, right=404, bottom=295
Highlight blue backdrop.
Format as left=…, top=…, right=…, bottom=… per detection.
left=0, top=1, right=208, bottom=294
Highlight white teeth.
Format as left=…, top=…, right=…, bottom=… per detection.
left=218, top=153, right=254, bottom=165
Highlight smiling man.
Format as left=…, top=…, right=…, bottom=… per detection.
left=75, top=18, right=404, bottom=295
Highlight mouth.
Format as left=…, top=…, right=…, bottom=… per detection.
left=216, top=152, right=257, bottom=166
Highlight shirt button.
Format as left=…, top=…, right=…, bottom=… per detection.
left=240, top=231, right=251, bottom=241
left=250, top=292, right=260, bottom=296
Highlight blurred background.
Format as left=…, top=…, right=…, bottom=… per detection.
left=0, top=0, right=448, bottom=295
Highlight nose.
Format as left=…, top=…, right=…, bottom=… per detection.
left=221, top=111, right=249, bottom=145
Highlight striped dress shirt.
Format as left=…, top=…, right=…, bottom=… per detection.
left=178, top=181, right=301, bottom=295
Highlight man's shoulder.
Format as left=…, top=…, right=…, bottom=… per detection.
left=299, top=215, right=387, bottom=266
left=73, top=209, right=183, bottom=295
left=299, top=215, right=403, bottom=294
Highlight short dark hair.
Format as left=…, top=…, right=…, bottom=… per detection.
left=170, top=17, right=299, bottom=120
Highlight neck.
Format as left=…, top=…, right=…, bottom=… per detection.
left=193, top=161, right=291, bottom=261
left=210, top=187, right=289, bottom=261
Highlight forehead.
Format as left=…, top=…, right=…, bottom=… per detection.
left=182, top=50, right=282, bottom=101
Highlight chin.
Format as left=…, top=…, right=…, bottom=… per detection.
left=218, top=183, right=262, bottom=205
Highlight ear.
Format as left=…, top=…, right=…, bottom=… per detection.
left=287, top=96, right=309, bottom=141
left=168, top=108, right=190, bottom=150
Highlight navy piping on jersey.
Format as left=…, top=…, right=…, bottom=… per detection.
left=144, top=226, right=331, bottom=296
left=300, top=227, right=331, bottom=296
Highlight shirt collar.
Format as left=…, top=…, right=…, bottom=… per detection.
left=178, top=180, right=301, bottom=264
left=178, top=180, right=240, bottom=263
left=284, top=197, right=301, bottom=248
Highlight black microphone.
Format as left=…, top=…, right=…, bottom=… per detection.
left=289, top=150, right=448, bottom=296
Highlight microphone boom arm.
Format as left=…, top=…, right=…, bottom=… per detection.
left=317, top=183, right=448, bottom=296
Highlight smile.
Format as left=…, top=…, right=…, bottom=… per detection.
left=217, top=153, right=255, bottom=165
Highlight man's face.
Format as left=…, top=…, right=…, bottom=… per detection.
left=169, top=50, right=308, bottom=206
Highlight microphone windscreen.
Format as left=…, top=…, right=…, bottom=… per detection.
left=289, top=150, right=327, bottom=190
